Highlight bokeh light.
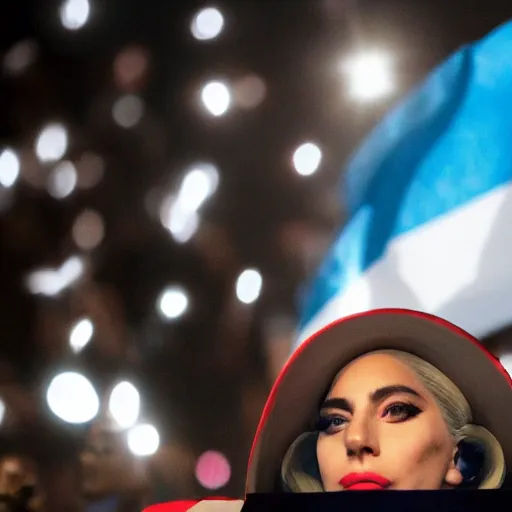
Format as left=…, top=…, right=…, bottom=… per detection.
left=59, top=0, right=91, bottom=31
left=76, top=151, right=105, bottom=189
left=234, top=75, right=267, bottom=109
left=0, top=148, right=20, bottom=188
left=293, top=142, right=322, bottom=176
left=72, top=209, right=105, bottom=250
left=161, top=199, right=200, bottom=244
left=0, top=399, right=5, bottom=426
left=159, top=163, right=219, bottom=244
left=201, top=81, right=231, bottom=117
left=195, top=451, right=231, bottom=490
left=191, top=7, right=225, bottom=41
left=127, top=424, right=160, bottom=457
left=47, top=161, right=77, bottom=199
left=178, top=164, right=219, bottom=213
left=112, top=94, right=145, bottom=128
left=113, top=45, right=150, bottom=92
left=35, top=123, right=68, bottom=163
left=108, top=381, right=140, bottom=430
left=343, top=51, right=394, bottom=101
left=46, top=371, right=99, bottom=424
left=69, top=317, right=94, bottom=353
left=157, top=286, right=189, bottom=320
left=26, top=255, right=84, bottom=296
left=235, top=269, right=263, bottom=304
left=3, top=40, right=38, bottom=76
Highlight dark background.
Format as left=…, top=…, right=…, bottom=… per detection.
left=0, top=0, right=510, bottom=507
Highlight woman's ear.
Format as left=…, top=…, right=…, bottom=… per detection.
left=444, top=448, right=463, bottom=487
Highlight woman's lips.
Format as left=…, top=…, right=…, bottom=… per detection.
left=343, top=482, right=385, bottom=491
left=339, top=472, right=391, bottom=490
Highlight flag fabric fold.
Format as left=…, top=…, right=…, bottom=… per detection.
left=297, top=20, right=512, bottom=347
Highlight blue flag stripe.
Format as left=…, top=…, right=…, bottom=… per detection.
left=299, top=20, right=512, bottom=332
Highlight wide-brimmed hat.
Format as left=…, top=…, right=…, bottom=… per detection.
left=245, top=308, right=512, bottom=493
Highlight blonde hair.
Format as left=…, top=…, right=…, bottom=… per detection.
left=281, top=349, right=506, bottom=492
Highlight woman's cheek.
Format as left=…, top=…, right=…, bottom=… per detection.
left=316, top=436, right=343, bottom=490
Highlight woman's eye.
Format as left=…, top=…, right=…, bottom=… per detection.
left=383, top=402, right=422, bottom=422
left=316, top=415, right=348, bottom=434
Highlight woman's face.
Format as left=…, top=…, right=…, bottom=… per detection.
left=316, top=353, right=463, bottom=490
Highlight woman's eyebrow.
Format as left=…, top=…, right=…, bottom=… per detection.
left=320, top=385, right=423, bottom=415
left=370, top=385, right=423, bottom=403
left=320, top=397, right=353, bottom=414
left=320, top=384, right=424, bottom=414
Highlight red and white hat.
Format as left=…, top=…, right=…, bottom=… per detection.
left=245, top=308, right=512, bottom=493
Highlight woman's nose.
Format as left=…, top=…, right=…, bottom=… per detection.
left=344, top=417, right=380, bottom=458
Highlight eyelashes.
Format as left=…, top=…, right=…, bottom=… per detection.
left=316, top=402, right=423, bottom=434
left=382, top=402, right=422, bottom=422
left=315, top=414, right=348, bottom=434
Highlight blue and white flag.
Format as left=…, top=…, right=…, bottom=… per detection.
left=296, top=20, right=512, bottom=347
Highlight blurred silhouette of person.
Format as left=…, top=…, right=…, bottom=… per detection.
left=80, top=420, right=150, bottom=512
left=0, top=455, right=43, bottom=512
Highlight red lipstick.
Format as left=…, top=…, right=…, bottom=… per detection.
left=339, top=472, right=391, bottom=490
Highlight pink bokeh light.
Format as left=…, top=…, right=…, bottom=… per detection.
left=195, top=450, right=231, bottom=490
